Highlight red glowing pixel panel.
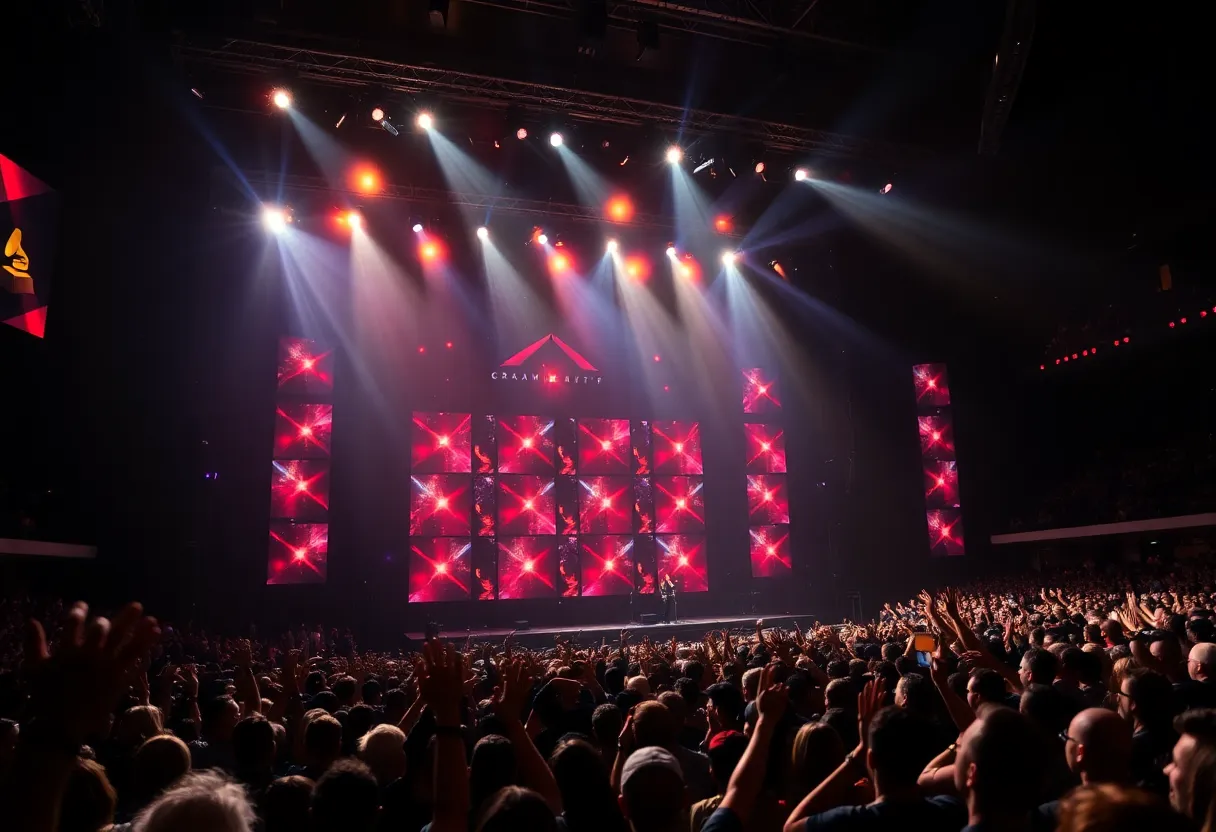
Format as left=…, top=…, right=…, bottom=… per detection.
left=274, top=404, right=333, bottom=459
left=579, top=536, right=636, bottom=597
left=749, top=525, right=791, bottom=578
left=411, top=412, right=472, bottom=473
left=472, top=539, right=498, bottom=600
left=745, top=424, right=786, bottom=474
left=654, top=476, right=706, bottom=533
left=409, top=474, right=471, bottom=536
left=742, top=368, right=781, bottom=414
left=578, top=476, right=633, bottom=534
left=270, top=460, right=330, bottom=521
left=558, top=537, right=580, bottom=597
left=633, top=477, right=654, bottom=534
left=747, top=474, right=789, bottom=525
left=555, top=418, right=577, bottom=475
left=267, top=521, right=328, bottom=585
left=653, top=421, right=703, bottom=474
left=497, top=415, right=556, bottom=474
left=409, top=538, right=472, bottom=602
left=497, top=537, right=557, bottom=599
left=656, top=534, right=708, bottom=592
left=556, top=476, right=579, bottom=536
left=473, top=476, right=497, bottom=537
left=473, top=416, right=497, bottom=474
left=278, top=337, right=334, bottom=395
left=913, top=363, right=950, bottom=407
left=632, top=421, right=652, bottom=475
left=926, top=509, right=965, bottom=557
left=924, top=460, right=960, bottom=508
left=497, top=475, right=557, bottom=535
left=918, top=413, right=955, bottom=460
left=578, top=419, right=631, bottom=474
left=633, top=536, right=657, bottom=594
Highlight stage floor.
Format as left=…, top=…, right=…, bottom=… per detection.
left=407, top=613, right=811, bottom=646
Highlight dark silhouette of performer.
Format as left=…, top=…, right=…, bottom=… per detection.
left=660, top=573, right=676, bottom=623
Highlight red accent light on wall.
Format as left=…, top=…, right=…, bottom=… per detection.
left=606, top=195, right=634, bottom=223
left=1082, top=350, right=1089, bottom=357
left=1170, top=321, right=1176, bottom=328
left=713, top=215, right=733, bottom=233
left=1072, top=353, right=1078, bottom=359
left=446, top=341, right=453, bottom=348
left=1181, top=317, right=1188, bottom=324
left=418, top=346, right=426, bottom=354
left=549, top=252, right=572, bottom=275
left=1056, top=359, right=1061, bottom=364
left=1123, top=337, right=1130, bottom=343
left=653, top=354, right=661, bottom=362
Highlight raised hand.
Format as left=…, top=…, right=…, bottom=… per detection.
left=492, top=658, right=534, bottom=725
left=23, top=601, right=161, bottom=746
left=756, top=664, right=789, bottom=721
left=419, top=640, right=466, bottom=727
left=618, top=713, right=637, bottom=756
left=856, top=677, right=886, bottom=749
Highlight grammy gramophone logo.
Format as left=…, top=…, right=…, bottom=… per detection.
left=1, top=227, right=33, bottom=296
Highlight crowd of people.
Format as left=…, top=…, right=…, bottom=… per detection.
left=5, top=561, right=1216, bottom=831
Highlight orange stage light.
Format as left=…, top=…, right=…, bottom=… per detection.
left=350, top=166, right=382, bottom=194
left=548, top=252, right=573, bottom=275
left=713, top=215, right=733, bottom=233
left=419, top=238, right=446, bottom=263
left=606, top=195, right=635, bottom=223
left=623, top=255, right=650, bottom=282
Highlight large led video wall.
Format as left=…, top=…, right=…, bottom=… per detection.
left=913, top=363, right=964, bottom=556
left=408, top=413, right=710, bottom=602
left=742, top=368, right=791, bottom=577
left=267, top=337, right=335, bottom=584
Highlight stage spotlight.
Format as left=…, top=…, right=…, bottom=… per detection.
left=606, top=239, right=619, bottom=254
left=261, top=205, right=290, bottom=232
left=771, top=261, right=787, bottom=280
left=476, top=226, right=489, bottom=241
left=665, top=245, right=677, bottom=258
left=666, top=145, right=683, bottom=164
left=794, top=168, right=809, bottom=182
left=271, top=88, right=292, bottom=109
left=721, top=250, right=737, bottom=266
left=354, top=167, right=380, bottom=194
left=537, top=233, right=549, bottom=246
left=416, top=111, right=434, bottom=130
left=754, top=162, right=765, bottom=174
left=549, top=252, right=571, bottom=274
left=412, top=223, right=424, bottom=233
left=516, top=127, right=528, bottom=140
left=371, top=107, right=385, bottom=122
left=550, top=132, right=564, bottom=147
left=713, top=215, right=733, bottom=234
left=606, top=195, right=634, bottom=223
left=420, top=241, right=441, bottom=262
left=880, top=182, right=893, bottom=194
left=345, top=211, right=363, bottom=230
left=623, top=255, right=649, bottom=282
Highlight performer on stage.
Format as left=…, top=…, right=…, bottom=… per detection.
left=660, top=573, right=676, bottom=623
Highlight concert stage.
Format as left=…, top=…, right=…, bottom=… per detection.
left=408, top=613, right=813, bottom=648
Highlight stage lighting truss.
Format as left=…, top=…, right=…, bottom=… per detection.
left=177, top=38, right=917, bottom=159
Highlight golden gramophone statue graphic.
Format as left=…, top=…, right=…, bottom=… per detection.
left=2, top=227, right=33, bottom=295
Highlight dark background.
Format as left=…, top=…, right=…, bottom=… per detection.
left=1, top=0, right=1212, bottom=638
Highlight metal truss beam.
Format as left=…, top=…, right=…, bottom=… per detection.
left=179, top=38, right=918, bottom=160
left=236, top=170, right=686, bottom=231
left=458, top=0, right=866, bottom=52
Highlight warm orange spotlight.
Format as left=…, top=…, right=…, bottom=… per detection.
left=605, top=195, right=635, bottom=223
left=713, top=215, right=734, bottom=234
left=623, top=255, right=650, bottom=282
left=771, top=261, right=788, bottom=280
left=419, top=238, right=446, bottom=263
left=676, top=254, right=701, bottom=283
left=337, top=210, right=363, bottom=230
left=351, top=166, right=381, bottom=194
left=548, top=251, right=573, bottom=275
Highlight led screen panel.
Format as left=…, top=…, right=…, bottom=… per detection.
left=278, top=337, right=333, bottom=395
left=270, top=460, right=330, bottom=521
left=409, top=474, right=472, bottom=536
left=409, top=538, right=472, bottom=602
left=578, top=476, right=633, bottom=534
left=653, top=421, right=703, bottom=475
left=654, top=476, right=706, bottom=533
left=918, top=413, right=956, bottom=461
left=742, top=368, right=781, bottom=414
left=656, top=534, right=708, bottom=592
left=274, top=404, right=333, bottom=459
left=267, top=521, right=328, bottom=585
left=411, top=412, right=472, bottom=473
left=744, top=424, right=786, bottom=474
left=927, top=509, right=965, bottom=557
left=746, top=474, right=789, bottom=525
left=579, top=535, right=635, bottom=597
left=913, top=363, right=951, bottom=408
left=749, top=525, right=791, bottom=578
left=497, top=415, right=556, bottom=474
left=497, top=475, right=557, bottom=536
left=497, top=536, right=557, bottom=599
left=578, top=418, right=631, bottom=474
left=924, top=460, right=960, bottom=508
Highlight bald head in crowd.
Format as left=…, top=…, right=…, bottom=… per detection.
left=954, top=706, right=1042, bottom=821
left=1064, top=708, right=1133, bottom=785
left=1189, top=643, right=1216, bottom=682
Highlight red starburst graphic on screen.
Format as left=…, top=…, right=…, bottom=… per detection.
left=912, top=363, right=951, bottom=407
left=268, top=521, right=328, bottom=584
left=497, top=415, right=556, bottom=473
left=580, top=536, right=635, bottom=597
left=749, top=525, right=791, bottom=577
left=655, top=476, right=705, bottom=533
left=924, top=460, right=960, bottom=508
left=409, top=474, right=471, bottom=536
left=473, top=476, right=497, bottom=537
left=274, top=404, right=333, bottom=459
left=745, top=424, right=786, bottom=473
left=742, top=368, right=780, bottom=414
left=747, top=474, right=789, bottom=525
left=278, top=337, right=334, bottom=394
left=497, top=476, right=557, bottom=535
left=926, top=509, right=965, bottom=556
left=578, top=476, right=633, bottom=534
left=656, top=534, right=708, bottom=592
left=270, top=460, right=330, bottom=520
left=917, top=414, right=955, bottom=460
left=497, top=537, right=557, bottom=599
left=411, top=412, right=472, bottom=473
left=653, top=421, right=703, bottom=474
left=409, top=538, right=472, bottom=602
left=578, top=419, right=631, bottom=473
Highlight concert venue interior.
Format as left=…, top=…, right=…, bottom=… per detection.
left=2, top=1, right=1210, bottom=641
